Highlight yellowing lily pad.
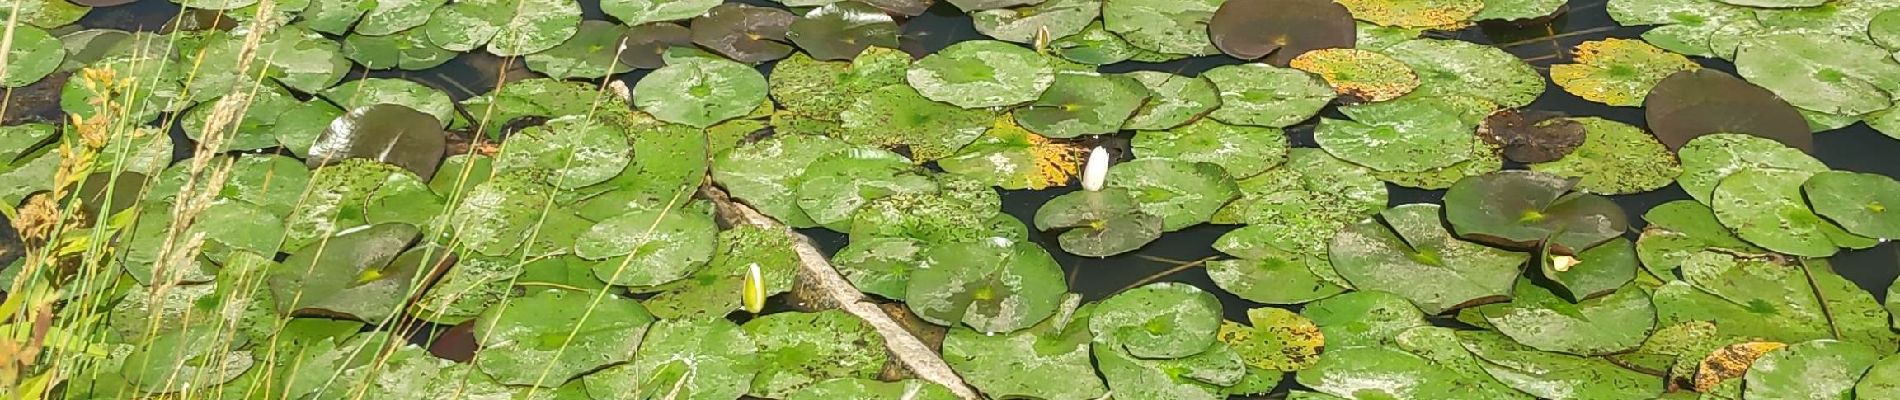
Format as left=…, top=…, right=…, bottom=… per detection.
left=1289, top=48, right=1418, bottom=103
left=939, top=116, right=1087, bottom=190
left=1217, top=307, right=1325, bottom=371
left=1529, top=117, right=1682, bottom=195
left=1550, top=39, right=1699, bottom=107
left=1335, top=0, right=1484, bottom=28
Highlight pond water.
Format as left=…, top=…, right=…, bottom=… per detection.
left=29, top=0, right=1900, bottom=398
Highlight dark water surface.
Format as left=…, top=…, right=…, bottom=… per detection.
left=48, top=0, right=1900, bottom=397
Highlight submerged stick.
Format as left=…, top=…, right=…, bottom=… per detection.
left=702, top=186, right=981, bottom=400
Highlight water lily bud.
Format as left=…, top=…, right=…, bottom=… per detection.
left=742, top=263, right=766, bottom=314
left=1082, top=146, right=1110, bottom=191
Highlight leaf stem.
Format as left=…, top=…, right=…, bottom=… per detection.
left=1112, top=256, right=1221, bottom=295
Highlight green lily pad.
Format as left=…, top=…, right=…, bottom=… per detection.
left=1457, top=330, right=1666, bottom=399
left=524, top=20, right=632, bottom=79
left=796, top=148, right=937, bottom=231
left=1476, top=281, right=1656, bottom=356
left=905, top=40, right=1054, bottom=108
left=1033, top=187, right=1164, bottom=257
left=786, top=378, right=959, bottom=400
left=1856, top=353, right=1900, bottom=399
left=1209, top=0, right=1356, bottom=64
left=1677, top=133, right=1827, bottom=204
left=266, top=223, right=423, bottom=319
left=832, top=237, right=927, bottom=300
left=1635, top=200, right=1763, bottom=278
left=1097, top=342, right=1246, bottom=400
left=423, top=0, right=580, bottom=56
left=309, top=104, right=447, bottom=181
left=1289, top=48, right=1420, bottom=102
left=1390, top=326, right=1535, bottom=400
left=4, top=0, right=89, bottom=29
left=943, top=0, right=1038, bottom=10
left=942, top=295, right=1107, bottom=400
left=1336, top=0, right=1484, bottom=28
left=1540, top=238, right=1640, bottom=301
left=615, top=22, right=692, bottom=69
left=1332, top=203, right=1529, bottom=314
left=848, top=190, right=1010, bottom=244
left=1549, top=39, right=1699, bottom=107
left=742, top=310, right=888, bottom=398
left=1606, top=0, right=1759, bottom=58
left=408, top=255, right=521, bottom=324
left=179, top=85, right=308, bottom=152
left=839, top=84, right=997, bottom=160
left=603, top=0, right=720, bottom=26
left=121, top=327, right=254, bottom=393
left=184, top=27, right=351, bottom=99
left=1049, top=21, right=1139, bottom=65
left=1201, top=63, right=1334, bottom=128
left=474, top=289, right=653, bottom=386
left=496, top=115, right=633, bottom=189
left=1711, top=168, right=1848, bottom=257
left=283, top=160, right=435, bottom=251
left=1296, top=346, right=1483, bottom=399
left=1105, top=158, right=1241, bottom=231
left=1121, top=71, right=1221, bottom=130
left=110, top=254, right=275, bottom=340
left=909, top=238, right=1066, bottom=333
left=1213, top=149, right=1387, bottom=290
left=1209, top=226, right=1349, bottom=304
left=712, top=133, right=845, bottom=228
left=1803, top=171, right=1900, bottom=239
left=1645, top=70, right=1813, bottom=153
left=788, top=1, right=901, bottom=60
left=1, top=25, right=62, bottom=87
left=1101, top=0, right=1222, bottom=55
left=1476, top=0, right=1565, bottom=20
left=691, top=4, right=795, bottom=63
left=635, top=57, right=768, bottom=128
left=343, top=28, right=456, bottom=71
left=1678, top=252, right=1899, bottom=352
left=972, top=0, right=1097, bottom=44
left=1444, top=170, right=1630, bottom=253
left=1744, top=340, right=1882, bottom=399
left=444, top=172, right=558, bottom=257
left=354, top=0, right=446, bottom=35
left=1386, top=38, right=1544, bottom=109
left=1133, top=118, right=1287, bottom=179
left=583, top=317, right=757, bottom=399
left=1091, top=282, right=1223, bottom=358
left=1218, top=307, right=1325, bottom=371
left=1734, top=32, right=1900, bottom=116
left=575, top=209, right=717, bottom=287
left=322, top=78, right=456, bottom=127
left=1317, top=96, right=1481, bottom=172
left=643, top=224, right=798, bottom=317
left=1014, top=72, right=1150, bottom=138
left=1529, top=117, right=1682, bottom=195
left=768, top=47, right=910, bottom=121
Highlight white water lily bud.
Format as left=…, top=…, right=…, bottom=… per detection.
left=742, top=262, right=766, bottom=314
left=1082, top=146, right=1110, bottom=191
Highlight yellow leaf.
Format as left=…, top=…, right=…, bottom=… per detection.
left=1693, top=341, right=1786, bottom=392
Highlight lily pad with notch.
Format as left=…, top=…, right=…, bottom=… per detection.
left=575, top=208, right=719, bottom=288
left=712, top=133, right=846, bottom=228
left=1121, top=71, right=1221, bottom=130
left=283, top=160, right=435, bottom=252
left=1472, top=281, right=1655, bottom=356
left=308, top=104, right=447, bottom=181
left=1385, top=38, right=1544, bottom=109
left=1331, top=203, right=1528, bottom=314
left=422, top=0, right=580, bottom=56
left=1034, top=187, right=1164, bottom=257
left=265, top=223, right=426, bottom=320
left=1096, top=341, right=1247, bottom=400
left=1644, top=69, right=1813, bottom=152
left=322, top=78, right=457, bottom=128
left=1091, top=282, right=1223, bottom=358
left=1549, top=38, right=1699, bottom=107
left=1743, top=339, right=1881, bottom=400
left=7, top=0, right=88, bottom=29
left=1634, top=200, right=1763, bottom=278
left=1106, top=158, right=1241, bottom=231
left=1102, top=0, right=1223, bottom=55
left=1049, top=21, right=1140, bottom=65
left=634, top=57, right=768, bottom=128
left=1529, top=117, right=1682, bottom=195
left=787, top=1, right=900, bottom=61
left=692, top=4, right=796, bottom=64
left=524, top=20, right=632, bottom=79
left=474, top=288, right=653, bottom=386
left=1711, top=168, right=1854, bottom=257
left=1209, top=0, right=1356, bottom=65
left=1734, top=32, right=1900, bottom=116
left=742, top=310, right=889, bottom=398
left=795, top=147, right=938, bottom=230
left=1289, top=48, right=1418, bottom=103
left=1133, top=118, right=1287, bottom=179
left=1202, top=63, right=1335, bottom=128
left=1804, top=171, right=1900, bottom=239
left=1210, top=226, right=1350, bottom=304
left=939, top=116, right=1087, bottom=190
left=343, top=28, right=457, bottom=71
left=1677, top=133, right=1827, bottom=205
left=582, top=317, right=758, bottom=399
left=1302, top=290, right=1428, bottom=347
left=1444, top=170, right=1630, bottom=253
left=1015, top=72, right=1151, bottom=138
left=972, top=0, right=1097, bottom=44
left=942, top=295, right=1107, bottom=400
left=839, top=84, right=997, bottom=160
left=906, top=40, right=1054, bottom=108
left=908, top=238, right=1067, bottom=333
left=494, top=115, right=633, bottom=189
left=1456, top=330, right=1666, bottom=399
left=1538, top=237, right=1640, bottom=301
left=1318, top=95, right=1482, bottom=172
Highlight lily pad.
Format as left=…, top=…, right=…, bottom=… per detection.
left=583, top=317, right=757, bottom=399
left=1549, top=39, right=1699, bottom=107
left=283, top=160, right=435, bottom=251
left=4, top=0, right=89, bottom=29
left=1289, top=48, right=1418, bottom=102
left=1101, top=0, right=1223, bottom=55
left=1, top=25, right=63, bottom=88
left=634, top=57, right=768, bottom=128
left=1217, top=307, right=1325, bottom=371
left=1133, top=118, right=1287, bottom=178
left=322, top=78, right=456, bottom=127
left=1213, top=149, right=1388, bottom=289
left=786, top=378, right=959, bottom=400
left=1443, top=170, right=1630, bottom=253
left=1476, top=0, right=1566, bottom=20
left=1644, top=69, right=1814, bottom=152
left=1529, top=117, right=1682, bottom=195
left=972, top=0, right=1097, bottom=44
left=1743, top=340, right=1882, bottom=400
left=909, top=238, right=1067, bottom=333
left=1856, top=353, right=1900, bottom=399
left=712, top=133, right=845, bottom=228
left=1095, top=341, right=1244, bottom=400
left=444, top=172, right=558, bottom=256
left=1804, top=171, right=1900, bottom=239
left=422, top=0, right=580, bottom=56
left=1296, top=346, right=1482, bottom=399
left=1475, top=109, right=1584, bottom=164
left=1090, top=282, right=1223, bottom=358
left=1209, top=0, right=1356, bottom=64
left=1015, top=72, right=1150, bottom=138
left=266, top=223, right=422, bottom=319
left=839, top=84, right=997, bottom=160
left=409, top=255, right=521, bottom=324
left=575, top=209, right=718, bottom=287
left=1677, top=252, right=1899, bottom=353
left=1105, top=158, right=1241, bottom=231
left=495, top=115, right=633, bottom=189
left=1476, top=281, right=1656, bottom=356
left=1335, top=0, right=1484, bottom=28
left=1317, top=96, right=1481, bottom=172
left=1385, top=38, right=1544, bottom=109
left=1121, top=71, right=1221, bottom=130
left=742, top=310, right=888, bottom=398
left=795, top=147, right=937, bottom=230
left=524, top=20, right=632, bottom=79
left=1033, top=187, right=1165, bottom=257
left=788, top=1, right=900, bottom=60
left=615, top=23, right=692, bottom=69
left=905, top=40, right=1054, bottom=108
left=343, top=29, right=456, bottom=71
left=692, top=4, right=795, bottom=64
left=1540, top=238, right=1640, bottom=301
left=1331, top=203, right=1528, bottom=314
left=1710, top=168, right=1848, bottom=257
left=121, top=327, right=254, bottom=393
left=1209, top=226, right=1349, bottom=304
left=768, top=47, right=910, bottom=121
left=1201, top=63, right=1335, bottom=128
left=1677, top=133, right=1828, bottom=204
left=603, top=0, right=720, bottom=26
left=1456, top=330, right=1666, bottom=399
left=938, top=116, right=1087, bottom=190
left=1049, top=21, right=1140, bottom=65
left=1634, top=200, right=1763, bottom=278
left=308, top=104, right=447, bottom=181
left=942, top=295, right=1107, bottom=400
left=1735, top=32, right=1900, bottom=116
left=474, top=289, right=653, bottom=386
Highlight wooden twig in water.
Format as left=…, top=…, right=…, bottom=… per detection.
left=702, top=186, right=981, bottom=400
left=1112, top=256, right=1221, bottom=294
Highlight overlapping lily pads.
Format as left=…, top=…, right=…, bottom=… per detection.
left=1444, top=171, right=1630, bottom=253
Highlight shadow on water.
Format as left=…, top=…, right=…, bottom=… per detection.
left=30, top=0, right=1900, bottom=397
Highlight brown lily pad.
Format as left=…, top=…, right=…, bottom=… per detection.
left=1477, top=109, right=1585, bottom=163
left=307, top=104, right=449, bottom=181
left=1209, top=0, right=1356, bottom=65
left=619, top=23, right=692, bottom=69
left=691, top=4, right=796, bottom=64
left=1644, top=69, right=1811, bottom=153
left=864, top=0, right=936, bottom=16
